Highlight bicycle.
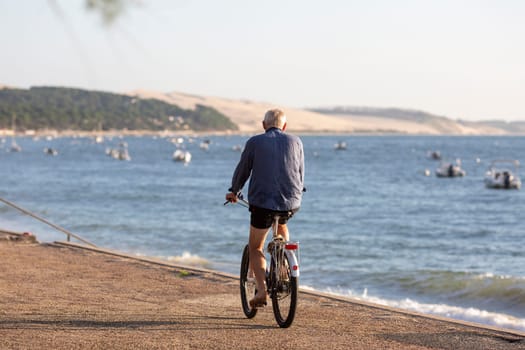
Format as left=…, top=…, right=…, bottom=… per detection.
left=225, top=195, right=300, bottom=328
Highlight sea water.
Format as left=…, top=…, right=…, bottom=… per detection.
left=1, top=134, right=524, bottom=331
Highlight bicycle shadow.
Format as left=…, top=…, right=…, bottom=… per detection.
left=0, top=314, right=277, bottom=331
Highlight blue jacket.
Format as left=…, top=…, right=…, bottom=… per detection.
left=230, top=127, right=304, bottom=211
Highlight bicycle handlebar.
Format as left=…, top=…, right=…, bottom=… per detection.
left=224, top=193, right=250, bottom=208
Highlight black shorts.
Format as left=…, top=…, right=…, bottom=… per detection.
left=249, top=205, right=299, bottom=229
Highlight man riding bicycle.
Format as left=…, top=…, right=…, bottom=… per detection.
left=225, top=108, right=305, bottom=308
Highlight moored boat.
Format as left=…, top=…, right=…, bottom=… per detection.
left=426, top=150, right=442, bottom=160
left=173, top=149, right=191, bottom=163
left=484, top=160, right=521, bottom=189
left=435, top=160, right=466, bottom=178
left=334, top=141, right=347, bottom=150
left=106, top=142, right=131, bottom=161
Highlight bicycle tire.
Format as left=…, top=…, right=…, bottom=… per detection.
left=270, top=251, right=298, bottom=328
left=240, top=245, right=257, bottom=318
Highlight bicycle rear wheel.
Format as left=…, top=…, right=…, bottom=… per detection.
left=271, top=252, right=298, bottom=328
left=240, top=245, right=257, bottom=318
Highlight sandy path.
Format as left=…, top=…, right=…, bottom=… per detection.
left=0, top=235, right=524, bottom=349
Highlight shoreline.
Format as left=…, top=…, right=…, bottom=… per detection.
left=2, top=230, right=524, bottom=335
left=1, top=230, right=524, bottom=349
left=61, top=240, right=525, bottom=338
left=2, top=128, right=525, bottom=138
left=62, top=240, right=525, bottom=336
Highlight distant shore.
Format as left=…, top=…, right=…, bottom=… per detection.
left=1, top=128, right=522, bottom=138
left=0, top=129, right=240, bottom=138
left=3, top=85, right=523, bottom=135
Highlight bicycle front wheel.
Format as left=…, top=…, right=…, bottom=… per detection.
left=271, top=252, right=298, bottom=328
left=240, top=245, right=257, bottom=318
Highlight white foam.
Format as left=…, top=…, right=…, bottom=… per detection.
left=473, top=272, right=525, bottom=281
left=303, top=285, right=525, bottom=332
left=166, top=251, right=210, bottom=267
left=133, top=251, right=211, bottom=268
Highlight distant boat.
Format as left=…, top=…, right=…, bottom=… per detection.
left=427, top=150, right=442, bottom=160
left=106, top=142, right=131, bottom=161
left=484, top=160, right=521, bottom=189
left=170, top=137, right=184, bottom=145
left=334, top=141, right=347, bottom=150
left=10, top=139, right=21, bottom=152
left=43, top=147, right=58, bottom=156
left=435, top=160, right=466, bottom=178
left=200, top=139, right=211, bottom=151
left=9, top=114, right=21, bottom=152
left=173, top=149, right=191, bottom=163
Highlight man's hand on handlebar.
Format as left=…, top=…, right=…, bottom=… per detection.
left=225, top=192, right=238, bottom=204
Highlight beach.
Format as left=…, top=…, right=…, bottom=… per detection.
left=1, top=231, right=524, bottom=349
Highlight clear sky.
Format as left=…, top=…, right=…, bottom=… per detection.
left=1, top=0, right=524, bottom=121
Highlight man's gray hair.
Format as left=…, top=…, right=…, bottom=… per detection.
left=263, top=109, right=286, bottom=129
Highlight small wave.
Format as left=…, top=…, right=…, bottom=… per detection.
left=373, top=270, right=525, bottom=317
left=368, top=295, right=525, bottom=333
left=165, top=251, right=211, bottom=268
left=304, top=285, right=525, bottom=332
left=133, top=251, right=211, bottom=268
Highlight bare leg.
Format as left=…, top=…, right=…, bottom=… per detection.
left=249, top=225, right=269, bottom=299
left=277, top=223, right=289, bottom=241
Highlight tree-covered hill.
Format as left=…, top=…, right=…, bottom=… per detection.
left=0, top=86, right=238, bottom=132
left=311, top=106, right=450, bottom=122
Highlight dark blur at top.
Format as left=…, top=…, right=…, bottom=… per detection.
left=85, top=0, right=136, bottom=26
left=49, top=0, right=138, bottom=26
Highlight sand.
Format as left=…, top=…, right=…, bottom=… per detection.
left=0, top=84, right=507, bottom=136
left=130, top=89, right=506, bottom=135
left=1, top=230, right=524, bottom=349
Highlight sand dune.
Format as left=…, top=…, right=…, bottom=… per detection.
left=1, top=84, right=507, bottom=134
left=131, top=89, right=505, bottom=135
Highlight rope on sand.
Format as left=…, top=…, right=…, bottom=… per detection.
left=0, top=196, right=97, bottom=247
